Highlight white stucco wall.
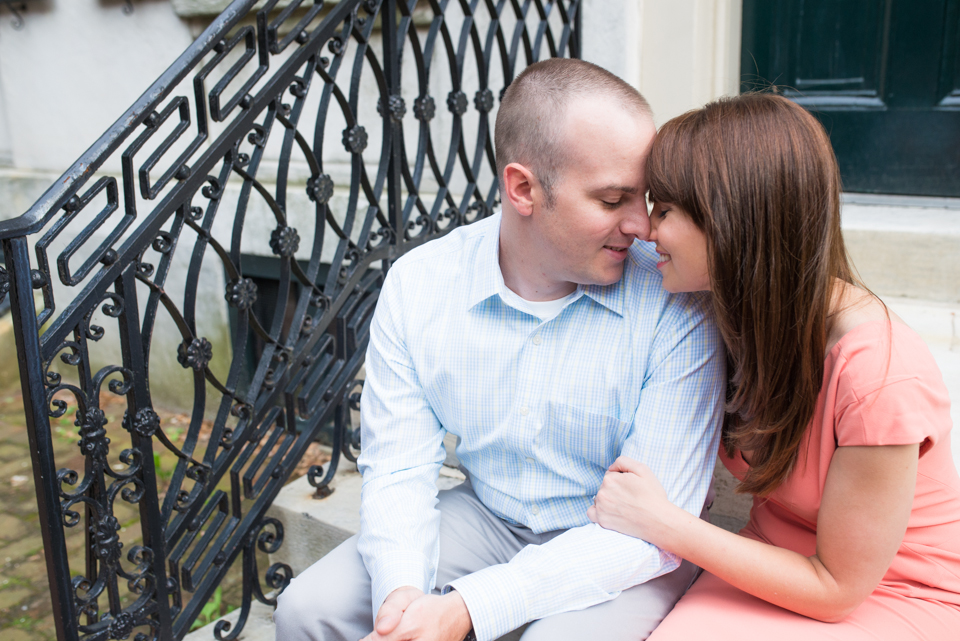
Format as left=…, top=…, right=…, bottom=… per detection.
left=580, top=0, right=642, bottom=88
left=0, top=1, right=745, bottom=218
left=0, top=0, right=195, bottom=174
left=581, top=0, right=742, bottom=125
left=638, top=0, right=742, bottom=125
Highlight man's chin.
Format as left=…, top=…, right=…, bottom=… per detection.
left=586, top=268, right=625, bottom=288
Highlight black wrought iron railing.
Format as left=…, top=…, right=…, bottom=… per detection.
left=0, top=1, right=580, bottom=639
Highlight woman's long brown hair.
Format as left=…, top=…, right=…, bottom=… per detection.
left=647, top=93, right=858, bottom=496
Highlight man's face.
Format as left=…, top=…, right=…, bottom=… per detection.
left=532, top=97, right=656, bottom=288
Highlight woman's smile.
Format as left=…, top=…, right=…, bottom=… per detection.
left=647, top=202, right=709, bottom=293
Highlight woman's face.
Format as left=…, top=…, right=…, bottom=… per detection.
left=648, top=201, right=710, bottom=293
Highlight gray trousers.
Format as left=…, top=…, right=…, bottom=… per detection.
left=274, top=482, right=700, bottom=641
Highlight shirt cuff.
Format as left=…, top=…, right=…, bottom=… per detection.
left=366, top=551, right=435, bottom=618
left=446, top=564, right=527, bottom=641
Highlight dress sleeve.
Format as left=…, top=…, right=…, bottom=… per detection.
left=833, top=324, right=951, bottom=449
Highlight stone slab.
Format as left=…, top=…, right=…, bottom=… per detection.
left=265, top=464, right=363, bottom=579
left=841, top=196, right=960, bottom=303
left=266, top=461, right=466, bottom=578
left=183, top=600, right=275, bottom=641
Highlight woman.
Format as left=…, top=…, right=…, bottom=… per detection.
left=588, top=93, right=960, bottom=639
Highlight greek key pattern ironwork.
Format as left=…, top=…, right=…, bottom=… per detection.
left=0, top=1, right=580, bottom=639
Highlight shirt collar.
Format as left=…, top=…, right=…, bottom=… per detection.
left=580, top=281, right=625, bottom=317
left=466, top=212, right=625, bottom=317
left=466, top=213, right=505, bottom=310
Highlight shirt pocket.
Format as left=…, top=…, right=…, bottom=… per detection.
left=542, top=401, right=631, bottom=473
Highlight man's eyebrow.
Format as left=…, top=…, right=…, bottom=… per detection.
left=596, top=185, right=641, bottom=194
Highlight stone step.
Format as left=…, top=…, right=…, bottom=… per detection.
left=841, top=193, right=960, bottom=304
left=265, top=459, right=467, bottom=578
left=183, top=601, right=276, bottom=641
left=185, top=460, right=468, bottom=641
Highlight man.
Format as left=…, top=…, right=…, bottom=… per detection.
left=274, top=58, right=724, bottom=641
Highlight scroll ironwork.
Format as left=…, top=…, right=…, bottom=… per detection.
left=1, top=1, right=581, bottom=639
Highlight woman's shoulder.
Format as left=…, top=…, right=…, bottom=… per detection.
left=826, top=284, right=901, bottom=353
left=826, top=286, right=941, bottom=391
left=825, top=288, right=951, bottom=447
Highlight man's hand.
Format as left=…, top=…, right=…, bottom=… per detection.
left=362, top=589, right=473, bottom=641
left=370, top=587, right=424, bottom=638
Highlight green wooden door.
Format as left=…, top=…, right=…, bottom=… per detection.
left=741, top=0, right=960, bottom=197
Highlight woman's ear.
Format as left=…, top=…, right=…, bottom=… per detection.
left=502, top=162, right=538, bottom=217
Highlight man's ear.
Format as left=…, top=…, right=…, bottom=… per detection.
left=502, top=163, right=538, bottom=217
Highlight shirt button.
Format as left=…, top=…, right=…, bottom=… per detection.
left=531, top=505, right=540, bottom=515
left=532, top=334, right=542, bottom=345
left=526, top=457, right=534, bottom=463
left=520, top=406, right=530, bottom=416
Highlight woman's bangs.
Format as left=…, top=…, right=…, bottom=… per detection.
left=646, top=117, right=699, bottom=214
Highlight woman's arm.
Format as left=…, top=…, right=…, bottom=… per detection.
left=588, top=444, right=918, bottom=622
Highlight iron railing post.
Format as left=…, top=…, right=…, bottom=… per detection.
left=4, top=236, right=80, bottom=641
left=383, top=0, right=405, bottom=254
left=114, top=265, right=174, bottom=640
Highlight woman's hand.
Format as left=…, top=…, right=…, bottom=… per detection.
left=587, top=455, right=682, bottom=548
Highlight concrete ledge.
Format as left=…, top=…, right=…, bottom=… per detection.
left=265, top=464, right=363, bottom=578
left=842, top=200, right=960, bottom=303
left=183, top=601, right=275, bottom=641
left=265, top=461, right=467, bottom=577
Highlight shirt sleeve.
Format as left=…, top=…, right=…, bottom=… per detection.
left=834, top=324, right=950, bottom=448
left=357, top=265, right=448, bottom=618
left=447, top=296, right=726, bottom=641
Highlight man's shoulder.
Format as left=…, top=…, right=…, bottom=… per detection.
left=392, top=214, right=497, bottom=275
left=621, top=241, right=713, bottom=319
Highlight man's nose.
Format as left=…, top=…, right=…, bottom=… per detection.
left=646, top=219, right=658, bottom=242
left=644, top=208, right=660, bottom=243
left=621, top=206, right=651, bottom=241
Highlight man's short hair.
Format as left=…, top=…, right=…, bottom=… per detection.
left=495, top=58, right=652, bottom=206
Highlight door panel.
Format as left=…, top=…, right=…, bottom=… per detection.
left=791, top=0, right=889, bottom=99
left=940, top=0, right=960, bottom=105
left=742, top=0, right=960, bottom=196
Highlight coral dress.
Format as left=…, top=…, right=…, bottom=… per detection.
left=650, top=321, right=960, bottom=640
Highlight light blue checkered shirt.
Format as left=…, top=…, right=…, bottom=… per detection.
left=358, top=213, right=725, bottom=640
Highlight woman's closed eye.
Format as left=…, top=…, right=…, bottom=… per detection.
left=653, top=205, right=671, bottom=219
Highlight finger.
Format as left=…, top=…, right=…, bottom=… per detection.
left=374, top=608, right=402, bottom=636
left=375, top=588, right=421, bottom=635
left=608, top=456, right=644, bottom=474
left=374, top=602, right=404, bottom=635
left=587, top=504, right=597, bottom=522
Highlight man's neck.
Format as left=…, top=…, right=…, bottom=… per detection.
left=498, top=214, right=577, bottom=301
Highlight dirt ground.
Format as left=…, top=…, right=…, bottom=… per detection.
left=0, top=387, right=329, bottom=640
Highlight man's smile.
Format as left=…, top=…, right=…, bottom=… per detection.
left=604, top=245, right=629, bottom=253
